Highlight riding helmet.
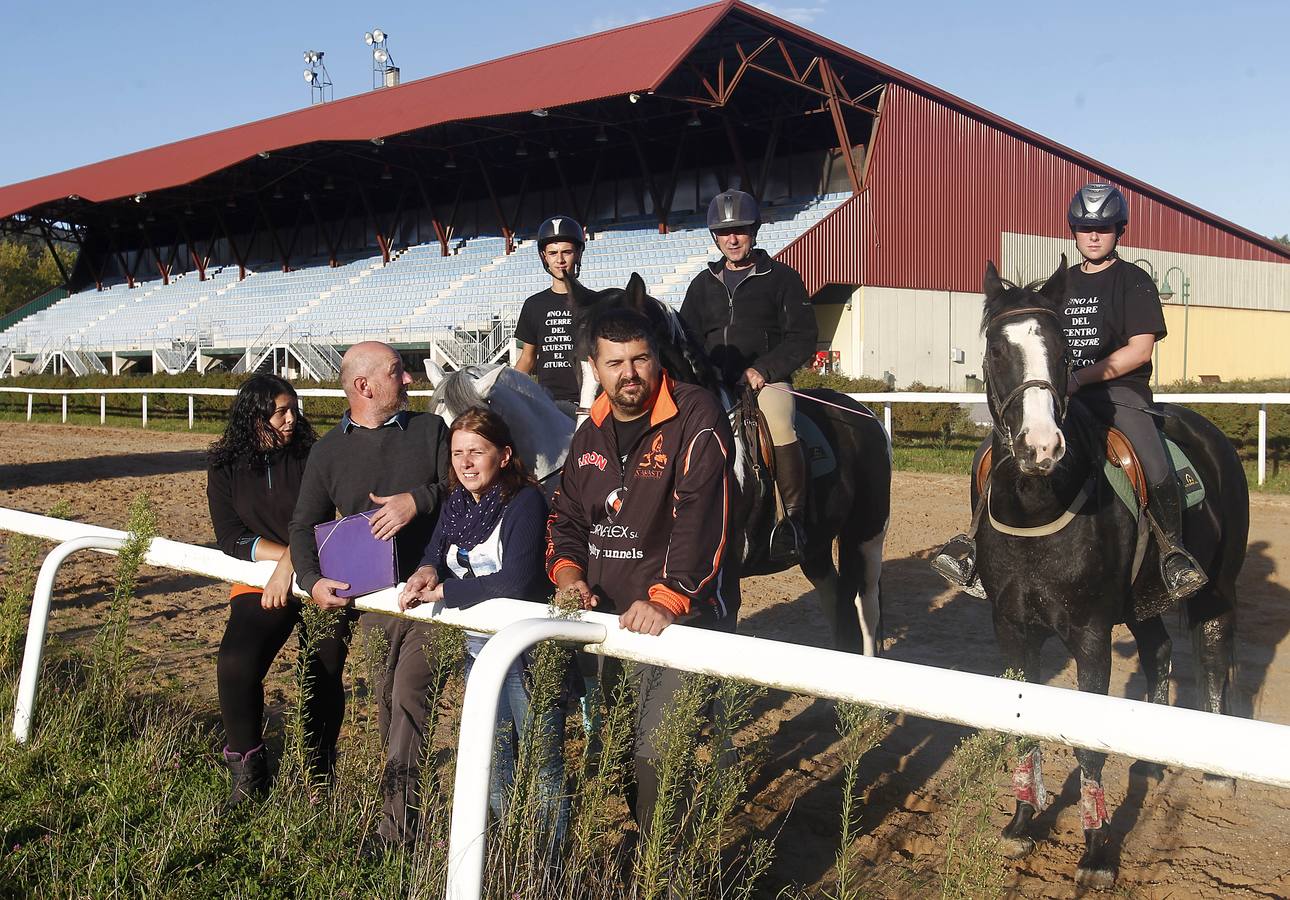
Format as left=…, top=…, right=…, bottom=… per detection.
left=536, top=215, right=585, bottom=277
left=1068, top=183, right=1129, bottom=231
left=706, top=189, right=761, bottom=231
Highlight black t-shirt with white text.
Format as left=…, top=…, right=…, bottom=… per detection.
left=515, top=288, right=579, bottom=403
left=1063, top=260, right=1166, bottom=395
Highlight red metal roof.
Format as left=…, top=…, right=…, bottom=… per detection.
left=0, top=2, right=731, bottom=220
left=2, top=0, right=1284, bottom=263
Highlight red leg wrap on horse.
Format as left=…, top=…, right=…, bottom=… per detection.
left=1079, top=776, right=1108, bottom=830
left=1012, top=748, right=1048, bottom=810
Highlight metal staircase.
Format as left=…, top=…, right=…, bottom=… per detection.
left=232, top=325, right=341, bottom=381
left=0, top=347, right=12, bottom=378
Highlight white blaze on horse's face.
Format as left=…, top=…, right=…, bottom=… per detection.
left=1001, top=320, right=1065, bottom=473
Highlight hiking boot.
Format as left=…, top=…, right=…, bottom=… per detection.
left=931, top=534, right=988, bottom=599
left=223, top=743, right=269, bottom=808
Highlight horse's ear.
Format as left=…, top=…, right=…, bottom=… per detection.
left=625, top=272, right=648, bottom=311
left=565, top=274, right=593, bottom=309
left=983, top=261, right=1004, bottom=299
left=424, top=359, right=444, bottom=387
left=1038, top=254, right=1068, bottom=308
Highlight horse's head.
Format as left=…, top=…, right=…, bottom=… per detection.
left=981, top=256, right=1071, bottom=475
left=425, top=363, right=504, bottom=423
left=566, top=272, right=720, bottom=392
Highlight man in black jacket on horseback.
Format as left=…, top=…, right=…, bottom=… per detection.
left=933, top=183, right=1207, bottom=603
left=680, top=189, right=818, bottom=565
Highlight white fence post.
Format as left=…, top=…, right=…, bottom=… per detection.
left=141, top=394, right=148, bottom=428
left=445, top=618, right=607, bottom=900
left=883, top=402, right=892, bottom=443
left=100, top=394, right=105, bottom=424
left=188, top=395, right=194, bottom=430
left=26, top=394, right=32, bottom=421
left=1259, top=403, right=1267, bottom=487
left=61, top=394, right=67, bottom=423
left=12, top=535, right=126, bottom=743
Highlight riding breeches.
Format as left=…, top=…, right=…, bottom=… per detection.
left=1072, top=382, right=1171, bottom=485
left=757, top=382, right=797, bottom=446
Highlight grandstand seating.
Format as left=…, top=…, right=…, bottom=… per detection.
left=0, top=193, right=847, bottom=371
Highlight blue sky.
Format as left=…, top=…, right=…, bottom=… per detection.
left=2, top=1, right=1286, bottom=237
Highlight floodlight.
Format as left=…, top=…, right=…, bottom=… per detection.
left=374, top=48, right=388, bottom=63
left=628, top=93, right=641, bottom=103
left=548, top=148, right=558, bottom=159
left=445, top=154, right=457, bottom=169
left=531, top=108, right=549, bottom=117
left=133, top=193, right=147, bottom=203
left=365, top=31, right=374, bottom=45
left=381, top=165, right=392, bottom=181
left=595, top=125, right=608, bottom=143
left=687, top=110, right=701, bottom=127
left=372, top=28, right=385, bottom=42
left=324, top=176, right=335, bottom=191
left=304, top=50, right=312, bottom=62
left=515, top=143, right=528, bottom=158
left=305, top=69, right=315, bottom=82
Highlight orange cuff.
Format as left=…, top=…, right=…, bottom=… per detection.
left=549, top=559, right=583, bottom=585
left=647, top=584, right=690, bottom=617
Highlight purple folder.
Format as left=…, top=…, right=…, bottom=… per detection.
left=314, top=509, right=399, bottom=599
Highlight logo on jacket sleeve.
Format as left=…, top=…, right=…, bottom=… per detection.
left=577, top=451, right=608, bottom=470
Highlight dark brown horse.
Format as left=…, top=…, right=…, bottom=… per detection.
left=568, top=273, right=892, bottom=655
left=975, top=259, right=1247, bottom=889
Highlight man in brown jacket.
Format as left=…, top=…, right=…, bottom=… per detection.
left=546, top=307, right=738, bottom=831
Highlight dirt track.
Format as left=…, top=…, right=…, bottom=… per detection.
left=2, top=424, right=1289, bottom=897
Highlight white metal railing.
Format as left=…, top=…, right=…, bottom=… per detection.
left=2, top=506, right=1289, bottom=900
left=0, top=387, right=1285, bottom=486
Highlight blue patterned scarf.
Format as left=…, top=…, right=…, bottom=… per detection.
left=434, top=484, right=506, bottom=566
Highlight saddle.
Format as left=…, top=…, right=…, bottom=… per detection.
left=975, top=427, right=1148, bottom=508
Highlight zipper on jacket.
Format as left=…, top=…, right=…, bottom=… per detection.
left=708, top=260, right=772, bottom=360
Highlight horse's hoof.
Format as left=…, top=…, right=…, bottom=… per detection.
left=1202, top=773, right=1236, bottom=795
left=1129, top=759, right=1166, bottom=783
left=1075, top=865, right=1117, bottom=891
left=998, top=835, right=1035, bottom=859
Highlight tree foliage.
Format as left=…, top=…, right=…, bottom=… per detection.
left=0, top=238, right=76, bottom=318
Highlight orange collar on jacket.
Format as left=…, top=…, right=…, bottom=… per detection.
left=589, top=371, right=680, bottom=429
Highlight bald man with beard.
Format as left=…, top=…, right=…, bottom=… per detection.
left=289, top=341, right=450, bottom=850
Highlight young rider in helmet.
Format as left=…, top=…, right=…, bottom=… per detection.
left=515, top=216, right=587, bottom=411
left=932, top=183, right=1207, bottom=602
left=680, top=189, right=818, bottom=565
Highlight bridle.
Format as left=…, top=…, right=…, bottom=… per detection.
left=983, top=306, right=1072, bottom=453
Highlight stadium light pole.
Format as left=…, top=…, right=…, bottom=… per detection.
left=303, top=50, right=332, bottom=104
left=367, top=29, right=399, bottom=89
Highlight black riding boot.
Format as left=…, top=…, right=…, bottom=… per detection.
left=768, top=442, right=808, bottom=565
left=1146, top=473, right=1208, bottom=602
left=223, top=743, right=270, bottom=808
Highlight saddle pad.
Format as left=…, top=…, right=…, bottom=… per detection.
left=1104, top=437, right=1205, bottom=517
left=795, top=412, right=837, bottom=479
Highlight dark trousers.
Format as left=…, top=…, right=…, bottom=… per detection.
left=216, top=593, right=348, bottom=761
left=361, top=613, right=443, bottom=845
left=1073, top=382, right=1172, bottom=485
left=597, top=611, right=736, bottom=836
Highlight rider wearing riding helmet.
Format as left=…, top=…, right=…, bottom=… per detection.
left=515, top=216, right=587, bottom=411
left=680, top=189, right=818, bottom=565
left=932, top=183, right=1207, bottom=602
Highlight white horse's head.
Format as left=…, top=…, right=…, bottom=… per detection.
left=426, top=362, right=574, bottom=488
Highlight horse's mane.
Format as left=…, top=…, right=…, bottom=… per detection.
left=430, top=366, right=486, bottom=416
left=979, top=276, right=1054, bottom=334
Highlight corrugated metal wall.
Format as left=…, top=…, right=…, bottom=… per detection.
left=775, top=192, right=866, bottom=296
left=863, top=85, right=1290, bottom=294
left=1000, top=233, right=1290, bottom=312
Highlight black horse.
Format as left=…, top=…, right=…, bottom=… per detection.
left=566, top=272, right=892, bottom=655
left=975, top=259, right=1248, bottom=889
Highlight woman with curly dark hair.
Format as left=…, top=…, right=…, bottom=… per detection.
left=207, top=373, right=340, bottom=805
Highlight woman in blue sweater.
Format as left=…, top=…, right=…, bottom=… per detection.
left=398, top=407, right=567, bottom=849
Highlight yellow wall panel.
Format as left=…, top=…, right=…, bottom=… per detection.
left=1153, top=305, right=1290, bottom=383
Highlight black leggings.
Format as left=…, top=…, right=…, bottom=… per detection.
left=216, top=593, right=349, bottom=756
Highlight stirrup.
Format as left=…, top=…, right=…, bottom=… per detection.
left=768, top=517, right=805, bottom=565
left=1161, top=548, right=1208, bottom=602
left=931, top=535, right=987, bottom=599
